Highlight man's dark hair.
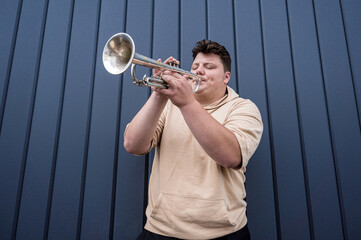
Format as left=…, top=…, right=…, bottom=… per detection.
left=192, top=39, right=231, bottom=72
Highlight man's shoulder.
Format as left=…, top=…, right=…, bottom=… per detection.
left=228, top=96, right=259, bottom=110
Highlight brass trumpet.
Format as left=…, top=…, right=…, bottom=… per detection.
left=102, top=33, right=200, bottom=92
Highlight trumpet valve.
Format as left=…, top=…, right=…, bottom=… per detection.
left=168, top=59, right=180, bottom=68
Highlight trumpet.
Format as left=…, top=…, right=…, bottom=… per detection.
left=102, top=33, right=200, bottom=92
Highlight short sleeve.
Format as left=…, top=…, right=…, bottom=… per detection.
left=223, top=99, right=263, bottom=168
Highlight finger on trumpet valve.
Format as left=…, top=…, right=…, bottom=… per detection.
left=168, top=59, right=180, bottom=68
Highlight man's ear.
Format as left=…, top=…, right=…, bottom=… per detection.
left=224, top=71, right=231, bottom=84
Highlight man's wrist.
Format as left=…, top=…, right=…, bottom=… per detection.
left=151, top=91, right=168, bottom=103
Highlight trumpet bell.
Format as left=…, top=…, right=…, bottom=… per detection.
left=102, top=32, right=200, bottom=92
left=103, top=33, right=135, bottom=75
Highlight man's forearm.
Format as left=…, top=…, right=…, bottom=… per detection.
left=179, top=99, right=242, bottom=168
left=124, top=92, right=168, bottom=155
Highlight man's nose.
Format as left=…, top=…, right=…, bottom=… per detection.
left=196, top=67, right=204, bottom=75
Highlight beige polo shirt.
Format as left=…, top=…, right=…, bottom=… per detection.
left=141, top=86, right=263, bottom=239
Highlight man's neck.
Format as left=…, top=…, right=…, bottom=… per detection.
left=195, top=88, right=228, bottom=106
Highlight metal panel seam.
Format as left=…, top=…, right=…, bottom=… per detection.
left=232, top=0, right=239, bottom=93
left=76, top=0, right=103, bottom=239
left=12, top=0, right=50, bottom=238
left=258, top=0, right=281, bottom=239
left=110, top=0, right=129, bottom=238
left=43, top=0, right=76, bottom=239
left=284, top=0, right=315, bottom=239
left=338, top=0, right=361, bottom=132
left=310, top=0, right=347, bottom=238
left=0, top=0, right=24, bottom=134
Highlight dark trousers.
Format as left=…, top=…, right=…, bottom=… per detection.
left=136, top=225, right=250, bottom=240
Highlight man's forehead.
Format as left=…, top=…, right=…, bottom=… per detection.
left=193, top=53, right=221, bottom=64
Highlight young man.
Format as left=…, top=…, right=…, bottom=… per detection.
left=124, top=39, right=263, bottom=239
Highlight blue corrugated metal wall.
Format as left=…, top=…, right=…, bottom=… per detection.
left=0, top=0, right=360, bottom=239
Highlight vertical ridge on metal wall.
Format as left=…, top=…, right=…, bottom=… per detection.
left=12, top=0, right=50, bottom=238
left=284, top=0, right=314, bottom=239
left=178, top=0, right=181, bottom=66
left=314, top=0, right=361, bottom=235
left=0, top=0, right=24, bottom=135
left=257, top=0, right=281, bottom=239
left=310, top=0, right=346, bottom=238
left=205, top=0, right=209, bottom=39
left=44, top=0, right=76, bottom=238
left=231, top=0, right=239, bottom=93
left=338, top=0, right=361, bottom=131
left=110, top=0, right=128, bottom=238
left=76, top=0, right=102, bottom=239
